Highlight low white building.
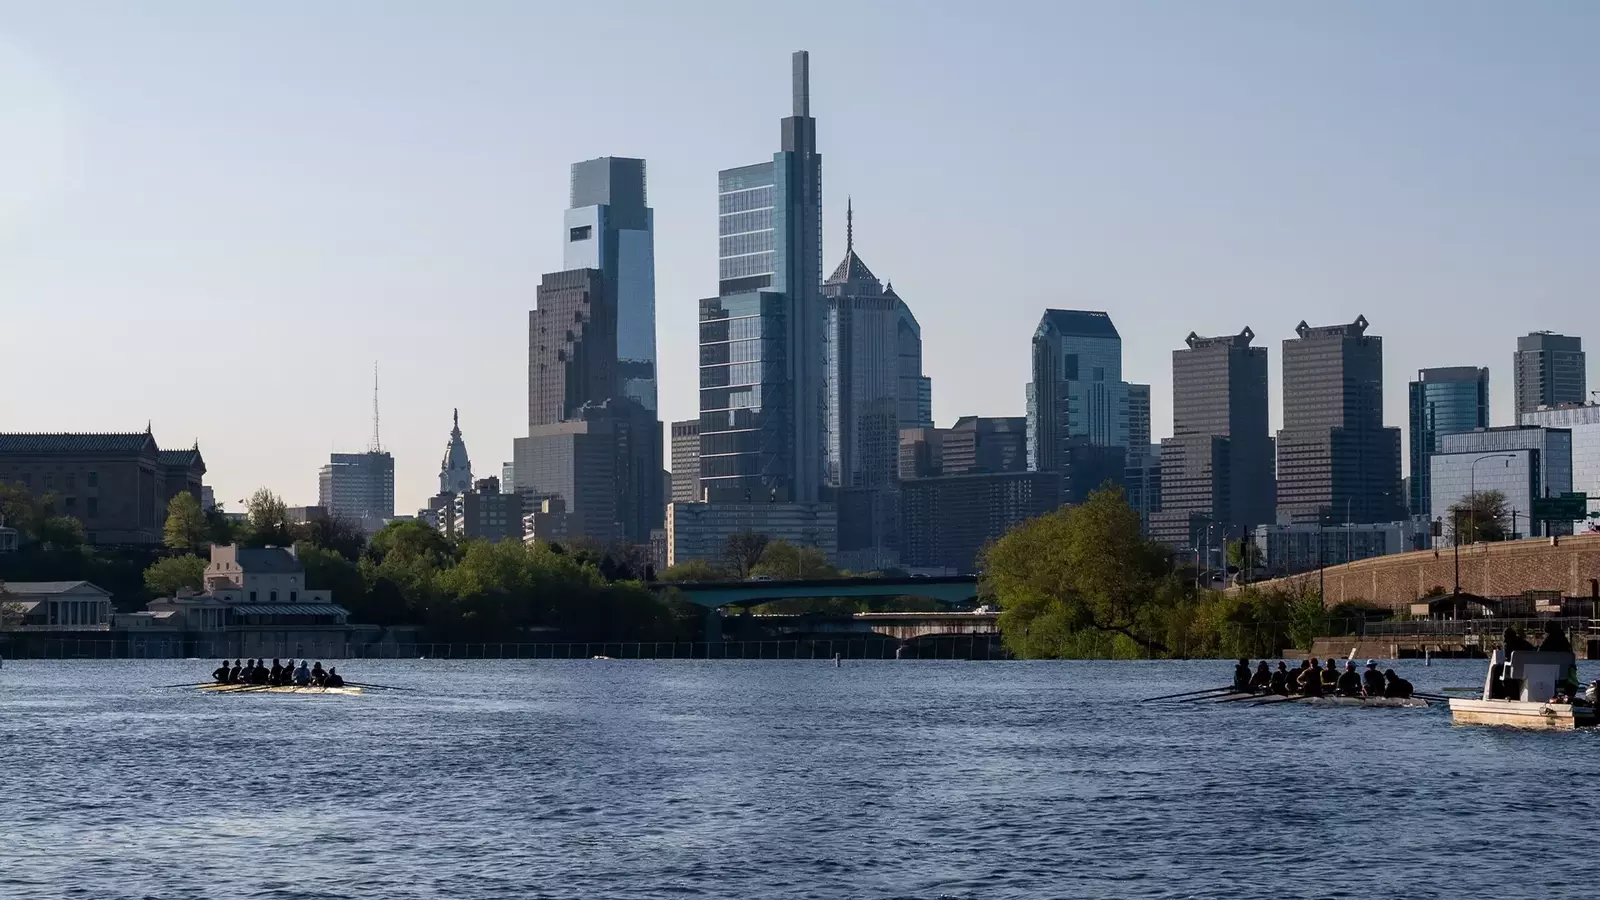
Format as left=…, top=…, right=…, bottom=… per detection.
left=666, top=502, right=837, bottom=568
left=1, top=581, right=113, bottom=630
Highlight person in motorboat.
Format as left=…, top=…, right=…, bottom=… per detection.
left=1362, top=660, right=1385, bottom=698
left=1504, top=627, right=1535, bottom=653
left=1383, top=669, right=1414, bottom=699
left=1249, top=661, right=1272, bottom=693
left=293, top=660, right=312, bottom=686
left=310, top=661, right=326, bottom=686
left=1233, top=659, right=1252, bottom=693
left=213, top=660, right=232, bottom=683
left=1299, top=659, right=1325, bottom=697
left=324, top=667, right=345, bottom=688
left=1337, top=661, right=1364, bottom=697
left=1538, top=621, right=1573, bottom=654
left=1269, top=662, right=1290, bottom=696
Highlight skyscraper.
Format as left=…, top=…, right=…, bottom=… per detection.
left=1151, top=327, right=1273, bottom=551
left=670, top=419, right=701, bottom=504
left=1514, top=331, right=1586, bottom=416
left=1276, top=315, right=1403, bottom=525
left=699, top=50, right=824, bottom=504
left=565, top=157, right=657, bottom=413
left=318, top=452, right=394, bottom=535
left=1407, top=366, right=1490, bottom=518
left=941, top=416, right=1027, bottom=476
left=1026, top=309, right=1132, bottom=471
left=520, top=159, right=665, bottom=544
left=893, top=288, right=933, bottom=430
left=1127, top=383, right=1151, bottom=451
left=822, top=201, right=899, bottom=569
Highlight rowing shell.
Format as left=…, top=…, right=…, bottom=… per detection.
left=1277, top=695, right=1428, bottom=708
left=197, top=684, right=364, bottom=696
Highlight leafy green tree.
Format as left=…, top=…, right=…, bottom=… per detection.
left=1226, top=539, right=1262, bottom=574
left=144, top=554, right=206, bottom=596
left=658, top=559, right=728, bottom=582
left=982, top=486, right=1176, bottom=658
left=299, top=544, right=366, bottom=608
left=163, top=492, right=210, bottom=551
left=205, top=506, right=239, bottom=546
left=723, top=530, right=770, bottom=578
left=295, top=513, right=366, bottom=561
left=36, top=516, right=84, bottom=549
left=367, top=519, right=455, bottom=568
left=244, top=488, right=292, bottom=547
left=751, top=540, right=837, bottom=580
left=1447, top=490, right=1509, bottom=543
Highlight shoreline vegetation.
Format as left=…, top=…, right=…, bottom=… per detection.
left=2, top=485, right=1381, bottom=656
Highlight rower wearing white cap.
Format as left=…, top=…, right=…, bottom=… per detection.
left=1362, top=659, right=1385, bottom=698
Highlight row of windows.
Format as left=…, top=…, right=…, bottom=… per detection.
left=700, top=408, right=768, bottom=432
left=701, top=452, right=767, bottom=478
left=701, top=338, right=767, bottom=366
left=700, top=362, right=764, bottom=389
left=701, top=385, right=764, bottom=412
left=700, top=316, right=767, bottom=342
left=699, top=430, right=760, bottom=456
left=7, top=472, right=101, bottom=489
left=720, top=253, right=774, bottom=280
left=718, top=210, right=773, bottom=236
left=718, top=186, right=773, bottom=215
left=719, top=230, right=775, bottom=258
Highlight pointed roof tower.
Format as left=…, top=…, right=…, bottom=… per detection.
left=439, top=408, right=473, bottom=495
left=825, top=197, right=882, bottom=292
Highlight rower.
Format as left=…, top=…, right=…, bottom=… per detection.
left=229, top=660, right=243, bottom=683
left=293, top=660, right=312, bottom=686
left=1321, top=659, right=1340, bottom=691
left=1249, top=661, right=1272, bottom=692
left=1289, top=660, right=1310, bottom=695
left=1233, top=658, right=1252, bottom=693
left=1336, top=661, right=1363, bottom=697
left=1299, top=659, right=1325, bottom=697
left=1269, top=662, right=1290, bottom=696
left=324, top=667, right=345, bottom=688
left=311, top=661, right=326, bottom=686
left=250, top=661, right=269, bottom=685
left=269, top=658, right=284, bottom=685
left=1383, top=669, right=1414, bottom=699
left=1362, top=660, right=1385, bottom=698
left=213, top=660, right=231, bottom=683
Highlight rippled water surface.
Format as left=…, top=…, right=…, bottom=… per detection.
left=4, top=658, right=1598, bottom=899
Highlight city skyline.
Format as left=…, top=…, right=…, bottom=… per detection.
left=5, top=4, right=1599, bottom=513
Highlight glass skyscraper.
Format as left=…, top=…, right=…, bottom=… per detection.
left=893, top=290, right=933, bottom=430
left=1514, top=331, right=1585, bottom=417
left=1026, top=309, right=1132, bottom=471
left=1407, top=366, right=1489, bottom=517
left=699, top=51, right=824, bottom=503
left=564, top=157, right=657, bottom=413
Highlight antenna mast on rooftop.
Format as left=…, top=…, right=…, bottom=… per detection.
left=369, top=362, right=382, bottom=453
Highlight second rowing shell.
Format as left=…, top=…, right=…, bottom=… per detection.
left=197, top=684, right=364, bottom=696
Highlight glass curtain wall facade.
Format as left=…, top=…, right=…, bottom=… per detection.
left=893, top=291, right=933, bottom=429
left=1522, top=404, right=1600, bottom=531
left=565, top=157, right=657, bottom=413
left=1430, top=426, right=1573, bottom=538
left=1407, top=366, right=1490, bottom=517
left=1026, top=309, right=1131, bottom=472
left=700, top=50, right=824, bottom=503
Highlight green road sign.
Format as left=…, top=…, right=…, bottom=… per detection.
left=1532, top=492, right=1588, bottom=522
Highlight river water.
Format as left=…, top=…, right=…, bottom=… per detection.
left=3, top=658, right=1597, bottom=899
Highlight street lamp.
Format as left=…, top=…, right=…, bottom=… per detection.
left=1452, top=453, right=1516, bottom=596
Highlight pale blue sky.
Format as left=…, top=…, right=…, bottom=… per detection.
left=2, top=1, right=1597, bottom=513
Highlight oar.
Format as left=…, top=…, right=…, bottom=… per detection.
left=160, top=682, right=219, bottom=689
left=1250, top=695, right=1301, bottom=707
left=1140, top=686, right=1234, bottom=703
left=1213, top=692, right=1272, bottom=703
left=344, top=681, right=412, bottom=692
left=1177, top=690, right=1244, bottom=703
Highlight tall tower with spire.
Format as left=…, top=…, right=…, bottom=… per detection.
left=439, top=409, right=473, bottom=495
left=699, top=49, right=825, bottom=504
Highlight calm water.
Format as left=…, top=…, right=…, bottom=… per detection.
left=3, top=658, right=1598, bottom=899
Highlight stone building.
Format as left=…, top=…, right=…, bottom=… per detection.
left=0, top=430, right=206, bottom=545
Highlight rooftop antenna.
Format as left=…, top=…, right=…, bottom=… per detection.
left=846, top=196, right=853, bottom=254
left=369, top=362, right=382, bottom=453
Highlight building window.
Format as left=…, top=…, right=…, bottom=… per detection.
left=289, top=591, right=297, bottom=603
left=87, top=472, right=98, bottom=487
left=270, top=591, right=278, bottom=603
left=569, top=225, right=592, bottom=242
left=43, top=474, right=53, bottom=489
left=249, top=591, right=257, bottom=602
left=64, top=497, right=76, bottom=512
left=66, top=473, right=75, bottom=490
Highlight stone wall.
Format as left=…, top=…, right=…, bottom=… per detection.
left=1242, top=534, right=1600, bottom=610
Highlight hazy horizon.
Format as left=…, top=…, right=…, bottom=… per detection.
left=4, top=1, right=1597, bottom=514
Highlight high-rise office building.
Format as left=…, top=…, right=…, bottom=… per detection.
left=1027, top=310, right=1132, bottom=473
left=1514, top=332, right=1586, bottom=416
left=522, top=159, right=665, bottom=544
left=898, top=426, right=946, bottom=480
left=1521, top=403, right=1600, bottom=532
left=941, top=416, right=1027, bottom=476
left=1429, top=426, right=1573, bottom=538
left=1276, top=316, right=1403, bottom=525
left=670, top=419, right=701, bottom=504
left=565, top=157, right=657, bottom=413
left=894, top=288, right=933, bottom=430
left=1128, top=383, right=1151, bottom=452
left=317, top=451, right=395, bottom=535
left=1125, top=443, right=1162, bottom=535
left=1408, top=366, right=1490, bottom=518
left=900, top=471, right=1062, bottom=572
left=1151, top=327, right=1274, bottom=550
left=700, top=50, right=824, bottom=504
left=823, top=202, right=898, bottom=493
left=529, top=269, right=613, bottom=428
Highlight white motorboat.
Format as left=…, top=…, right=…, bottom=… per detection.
left=1448, top=647, right=1594, bottom=730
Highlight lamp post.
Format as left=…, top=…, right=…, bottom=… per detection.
left=1469, top=453, right=1516, bottom=544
